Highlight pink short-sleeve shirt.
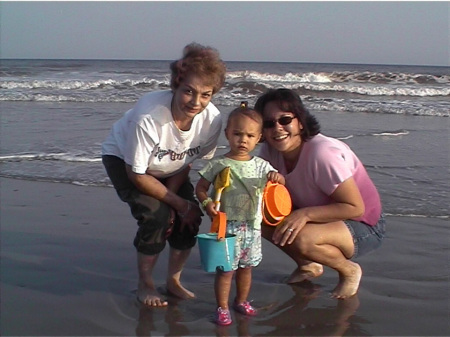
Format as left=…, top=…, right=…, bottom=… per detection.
left=259, top=134, right=381, bottom=226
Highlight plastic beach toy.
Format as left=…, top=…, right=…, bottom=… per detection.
left=262, top=182, right=292, bottom=226
left=210, top=167, right=231, bottom=239
left=197, top=167, right=236, bottom=272
left=197, top=233, right=236, bottom=272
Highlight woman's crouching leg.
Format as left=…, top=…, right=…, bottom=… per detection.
left=261, top=224, right=323, bottom=283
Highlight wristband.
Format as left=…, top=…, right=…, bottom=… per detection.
left=201, top=197, right=213, bottom=210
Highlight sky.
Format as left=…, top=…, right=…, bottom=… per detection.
left=1, top=1, right=449, bottom=66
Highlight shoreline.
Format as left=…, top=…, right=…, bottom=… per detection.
left=1, top=177, right=448, bottom=336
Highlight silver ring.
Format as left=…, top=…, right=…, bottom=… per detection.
left=287, top=228, right=294, bottom=232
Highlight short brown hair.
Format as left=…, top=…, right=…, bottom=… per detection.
left=170, top=42, right=226, bottom=94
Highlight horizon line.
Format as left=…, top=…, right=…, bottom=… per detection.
left=1, top=58, right=448, bottom=68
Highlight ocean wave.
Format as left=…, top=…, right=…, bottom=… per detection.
left=329, top=70, right=449, bottom=85
left=0, top=93, right=141, bottom=103
left=0, top=78, right=168, bottom=91
left=228, top=69, right=450, bottom=86
left=384, top=212, right=449, bottom=219
left=227, top=70, right=333, bottom=84
left=372, top=130, right=410, bottom=137
left=1, top=71, right=448, bottom=100
left=1, top=90, right=447, bottom=116
left=227, top=70, right=450, bottom=97
left=0, top=152, right=100, bottom=163
left=303, top=99, right=449, bottom=117
left=336, top=130, right=410, bottom=140
left=1, top=64, right=448, bottom=117
left=0, top=173, right=113, bottom=188
left=292, top=82, right=449, bottom=97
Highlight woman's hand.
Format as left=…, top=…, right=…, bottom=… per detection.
left=165, top=208, right=176, bottom=238
left=177, top=200, right=203, bottom=234
left=273, top=209, right=309, bottom=246
left=272, top=177, right=365, bottom=246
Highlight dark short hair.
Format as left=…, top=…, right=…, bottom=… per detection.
left=254, top=89, right=320, bottom=141
left=170, top=42, right=226, bottom=94
left=226, top=101, right=263, bottom=130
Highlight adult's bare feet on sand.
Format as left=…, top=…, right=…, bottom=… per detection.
left=166, top=279, right=195, bottom=300
left=137, top=282, right=168, bottom=307
left=331, top=261, right=362, bottom=299
left=286, top=262, right=324, bottom=284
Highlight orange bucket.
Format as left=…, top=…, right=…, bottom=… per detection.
left=262, top=182, right=292, bottom=226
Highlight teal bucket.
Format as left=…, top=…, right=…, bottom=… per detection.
left=197, top=233, right=236, bottom=272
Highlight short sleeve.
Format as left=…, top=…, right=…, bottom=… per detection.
left=124, top=123, right=156, bottom=174
left=313, top=146, right=353, bottom=196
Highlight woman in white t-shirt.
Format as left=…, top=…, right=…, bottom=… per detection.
left=102, top=43, right=226, bottom=307
left=255, top=89, right=385, bottom=299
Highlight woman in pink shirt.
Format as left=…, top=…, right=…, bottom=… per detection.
left=256, top=89, right=385, bottom=299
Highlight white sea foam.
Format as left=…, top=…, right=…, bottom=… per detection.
left=0, top=153, right=101, bottom=163
left=373, top=130, right=410, bottom=137
left=385, top=213, right=449, bottom=219
left=2, top=63, right=448, bottom=116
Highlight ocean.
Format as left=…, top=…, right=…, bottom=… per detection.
left=1, top=59, right=449, bottom=219
left=1, top=59, right=449, bottom=337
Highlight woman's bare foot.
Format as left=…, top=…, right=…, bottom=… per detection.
left=331, top=261, right=362, bottom=299
left=286, top=262, right=324, bottom=284
left=166, top=278, right=195, bottom=300
left=136, top=253, right=167, bottom=306
left=137, top=281, right=168, bottom=307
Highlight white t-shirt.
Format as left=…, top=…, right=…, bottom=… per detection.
left=102, top=90, right=223, bottom=178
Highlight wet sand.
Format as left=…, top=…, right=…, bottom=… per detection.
left=1, top=177, right=448, bottom=336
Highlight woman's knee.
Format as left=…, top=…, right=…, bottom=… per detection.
left=130, top=199, right=172, bottom=254
left=133, top=217, right=172, bottom=255
left=295, top=228, right=319, bottom=256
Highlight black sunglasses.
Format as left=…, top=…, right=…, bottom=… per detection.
left=263, top=116, right=297, bottom=129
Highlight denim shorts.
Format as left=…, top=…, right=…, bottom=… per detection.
left=344, top=214, right=386, bottom=259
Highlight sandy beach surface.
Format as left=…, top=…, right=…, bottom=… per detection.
left=1, top=177, right=448, bottom=337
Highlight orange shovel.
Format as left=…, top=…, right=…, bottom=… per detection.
left=210, top=166, right=231, bottom=240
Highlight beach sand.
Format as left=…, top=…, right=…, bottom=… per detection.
left=1, top=177, right=448, bottom=336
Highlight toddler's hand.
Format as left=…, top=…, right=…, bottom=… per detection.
left=205, top=201, right=218, bottom=219
left=267, top=171, right=285, bottom=185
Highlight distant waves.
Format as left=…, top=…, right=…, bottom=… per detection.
left=1, top=59, right=448, bottom=116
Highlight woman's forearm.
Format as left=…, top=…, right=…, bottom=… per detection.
left=165, top=165, right=191, bottom=194
left=126, top=165, right=189, bottom=213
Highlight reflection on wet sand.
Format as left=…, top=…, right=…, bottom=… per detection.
left=255, top=281, right=365, bottom=337
left=135, top=296, right=191, bottom=337
left=133, top=280, right=366, bottom=337
left=211, top=281, right=365, bottom=337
